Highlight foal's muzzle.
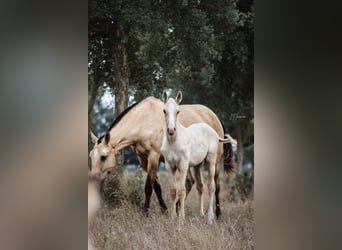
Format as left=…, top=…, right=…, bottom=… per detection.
left=167, top=127, right=175, bottom=136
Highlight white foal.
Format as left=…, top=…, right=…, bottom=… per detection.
left=160, top=91, right=236, bottom=224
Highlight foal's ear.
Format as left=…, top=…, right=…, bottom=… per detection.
left=161, top=90, right=168, bottom=103
left=175, top=91, right=182, bottom=104
left=90, top=130, right=98, bottom=144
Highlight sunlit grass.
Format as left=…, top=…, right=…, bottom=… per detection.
left=89, top=170, right=254, bottom=250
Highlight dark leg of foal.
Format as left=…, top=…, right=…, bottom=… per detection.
left=144, top=175, right=153, bottom=213
left=176, top=168, right=195, bottom=214
left=153, top=177, right=168, bottom=213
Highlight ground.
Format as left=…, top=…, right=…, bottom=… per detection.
left=89, top=170, right=254, bottom=250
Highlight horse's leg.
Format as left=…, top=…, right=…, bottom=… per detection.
left=144, top=174, right=153, bottom=213
left=185, top=167, right=195, bottom=198
left=153, top=176, right=168, bottom=214
left=206, top=155, right=216, bottom=224
left=145, top=152, right=160, bottom=213
left=137, top=156, right=152, bottom=213
left=214, top=158, right=222, bottom=218
left=140, top=153, right=167, bottom=214
left=193, top=165, right=204, bottom=216
left=139, top=156, right=153, bottom=214
left=176, top=168, right=195, bottom=214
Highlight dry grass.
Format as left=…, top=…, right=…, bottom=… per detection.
left=89, top=170, right=254, bottom=250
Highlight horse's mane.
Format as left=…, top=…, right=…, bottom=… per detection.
left=97, top=99, right=143, bottom=144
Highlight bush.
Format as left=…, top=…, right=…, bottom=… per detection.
left=126, top=169, right=145, bottom=206
left=227, top=171, right=254, bottom=202
left=101, top=170, right=125, bottom=206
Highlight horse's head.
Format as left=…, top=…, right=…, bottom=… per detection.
left=162, top=90, right=182, bottom=137
left=89, top=131, right=117, bottom=180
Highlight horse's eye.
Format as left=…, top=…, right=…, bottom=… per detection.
left=163, top=109, right=166, bottom=114
left=177, top=110, right=180, bottom=115
left=100, top=156, right=107, bottom=162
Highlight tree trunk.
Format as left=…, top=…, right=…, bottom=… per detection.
left=236, top=127, right=244, bottom=175
left=88, top=64, right=101, bottom=170
left=113, top=27, right=128, bottom=170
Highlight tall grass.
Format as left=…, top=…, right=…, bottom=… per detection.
left=89, top=170, right=254, bottom=250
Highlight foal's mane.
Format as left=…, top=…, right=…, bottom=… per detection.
left=97, top=99, right=143, bottom=144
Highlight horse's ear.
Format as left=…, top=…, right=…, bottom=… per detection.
left=175, top=91, right=182, bottom=104
left=90, top=130, right=98, bottom=144
left=161, top=90, right=168, bottom=103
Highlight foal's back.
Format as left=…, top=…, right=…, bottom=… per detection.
left=183, top=122, right=220, bottom=166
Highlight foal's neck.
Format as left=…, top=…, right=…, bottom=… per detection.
left=166, top=120, right=184, bottom=144
left=166, top=133, right=177, bottom=144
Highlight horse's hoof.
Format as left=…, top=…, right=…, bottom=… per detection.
left=161, top=207, right=168, bottom=215
left=216, top=207, right=222, bottom=218
left=143, top=207, right=150, bottom=217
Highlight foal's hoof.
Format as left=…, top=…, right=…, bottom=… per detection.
left=179, top=218, right=185, bottom=225
left=208, top=213, right=215, bottom=224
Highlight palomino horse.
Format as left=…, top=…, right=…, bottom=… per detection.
left=89, top=95, right=234, bottom=216
left=160, top=91, right=237, bottom=224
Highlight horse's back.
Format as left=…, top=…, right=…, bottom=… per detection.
left=127, top=97, right=164, bottom=155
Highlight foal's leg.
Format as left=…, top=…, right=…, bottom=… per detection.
left=206, top=156, right=216, bottom=224
left=176, top=168, right=195, bottom=214
left=193, top=165, right=204, bottom=216
left=166, top=162, right=177, bottom=220
left=177, top=162, right=188, bottom=223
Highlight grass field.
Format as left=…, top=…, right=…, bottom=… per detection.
left=89, top=170, right=254, bottom=250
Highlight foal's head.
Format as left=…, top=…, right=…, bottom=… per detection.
left=162, top=90, right=182, bottom=137
left=89, top=131, right=117, bottom=180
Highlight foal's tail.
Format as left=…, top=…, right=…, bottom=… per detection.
left=219, top=134, right=237, bottom=144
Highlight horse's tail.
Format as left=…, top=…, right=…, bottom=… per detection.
left=219, top=120, right=236, bottom=176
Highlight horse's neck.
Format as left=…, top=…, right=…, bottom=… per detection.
left=108, top=117, right=135, bottom=151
